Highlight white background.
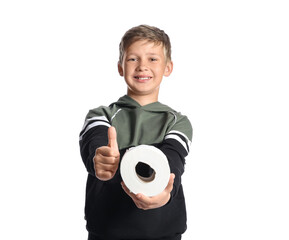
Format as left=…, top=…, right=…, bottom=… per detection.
left=0, top=0, right=288, bottom=239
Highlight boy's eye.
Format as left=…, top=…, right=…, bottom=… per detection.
left=128, top=58, right=137, bottom=62
left=150, top=58, right=157, bottom=61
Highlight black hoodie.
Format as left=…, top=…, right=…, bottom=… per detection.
left=79, top=95, right=192, bottom=239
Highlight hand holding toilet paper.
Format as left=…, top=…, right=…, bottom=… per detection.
left=120, top=145, right=171, bottom=197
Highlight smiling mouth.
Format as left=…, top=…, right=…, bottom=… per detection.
left=134, top=76, right=152, bottom=81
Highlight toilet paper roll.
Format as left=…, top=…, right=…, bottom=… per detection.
left=120, top=145, right=170, bottom=197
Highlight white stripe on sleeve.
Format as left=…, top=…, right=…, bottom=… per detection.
left=167, top=130, right=192, bottom=147
left=164, top=134, right=189, bottom=154
left=81, top=116, right=110, bottom=131
left=79, top=120, right=111, bottom=141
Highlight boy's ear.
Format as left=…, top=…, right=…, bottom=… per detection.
left=164, top=61, right=173, bottom=77
left=118, top=62, right=124, bottom=76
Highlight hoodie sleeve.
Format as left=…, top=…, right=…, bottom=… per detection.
left=79, top=107, right=111, bottom=176
left=157, top=113, right=192, bottom=200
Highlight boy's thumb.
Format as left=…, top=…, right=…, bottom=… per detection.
left=107, top=126, right=118, bottom=150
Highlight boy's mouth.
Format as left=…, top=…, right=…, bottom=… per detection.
left=134, top=76, right=152, bottom=82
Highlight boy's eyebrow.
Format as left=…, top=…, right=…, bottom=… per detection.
left=146, top=53, right=160, bottom=56
left=126, top=53, right=161, bottom=56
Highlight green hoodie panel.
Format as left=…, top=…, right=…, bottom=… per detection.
left=111, top=107, right=176, bottom=150
left=85, top=95, right=192, bottom=151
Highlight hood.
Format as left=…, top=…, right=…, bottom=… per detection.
left=110, top=95, right=175, bottom=113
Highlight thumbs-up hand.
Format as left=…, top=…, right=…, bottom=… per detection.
left=93, top=127, right=120, bottom=181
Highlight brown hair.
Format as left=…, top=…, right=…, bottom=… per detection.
left=119, top=25, right=172, bottom=64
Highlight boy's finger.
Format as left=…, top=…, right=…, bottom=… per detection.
left=165, top=173, right=175, bottom=193
left=96, top=146, right=118, bottom=158
left=121, top=182, right=135, bottom=197
left=107, top=126, right=119, bottom=150
left=97, top=158, right=119, bottom=167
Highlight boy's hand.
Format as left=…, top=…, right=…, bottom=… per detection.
left=121, top=173, right=175, bottom=210
left=93, top=127, right=120, bottom=181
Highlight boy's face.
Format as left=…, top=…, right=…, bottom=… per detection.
left=118, top=40, right=173, bottom=99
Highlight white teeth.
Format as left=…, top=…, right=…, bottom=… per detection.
left=135, top=77, right=150, bottom=80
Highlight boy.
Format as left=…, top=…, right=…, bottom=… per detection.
left=79, top=25, right=192, bottom=240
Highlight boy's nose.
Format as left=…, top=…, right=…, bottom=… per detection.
left=136, top=63, right=148, bottom=72
left=135, top=59, right=149, bottom=71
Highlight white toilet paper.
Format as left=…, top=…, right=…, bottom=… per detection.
left=120, top=145, right=171, bottom=196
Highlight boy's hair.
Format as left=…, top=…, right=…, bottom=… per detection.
left=119, top=25, right=171, bottom=64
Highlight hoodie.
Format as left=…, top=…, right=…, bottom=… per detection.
left=79, top=95, right=192, bottom=239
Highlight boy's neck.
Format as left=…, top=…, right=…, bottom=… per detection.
left=127, top=91, right=159, bottom=106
